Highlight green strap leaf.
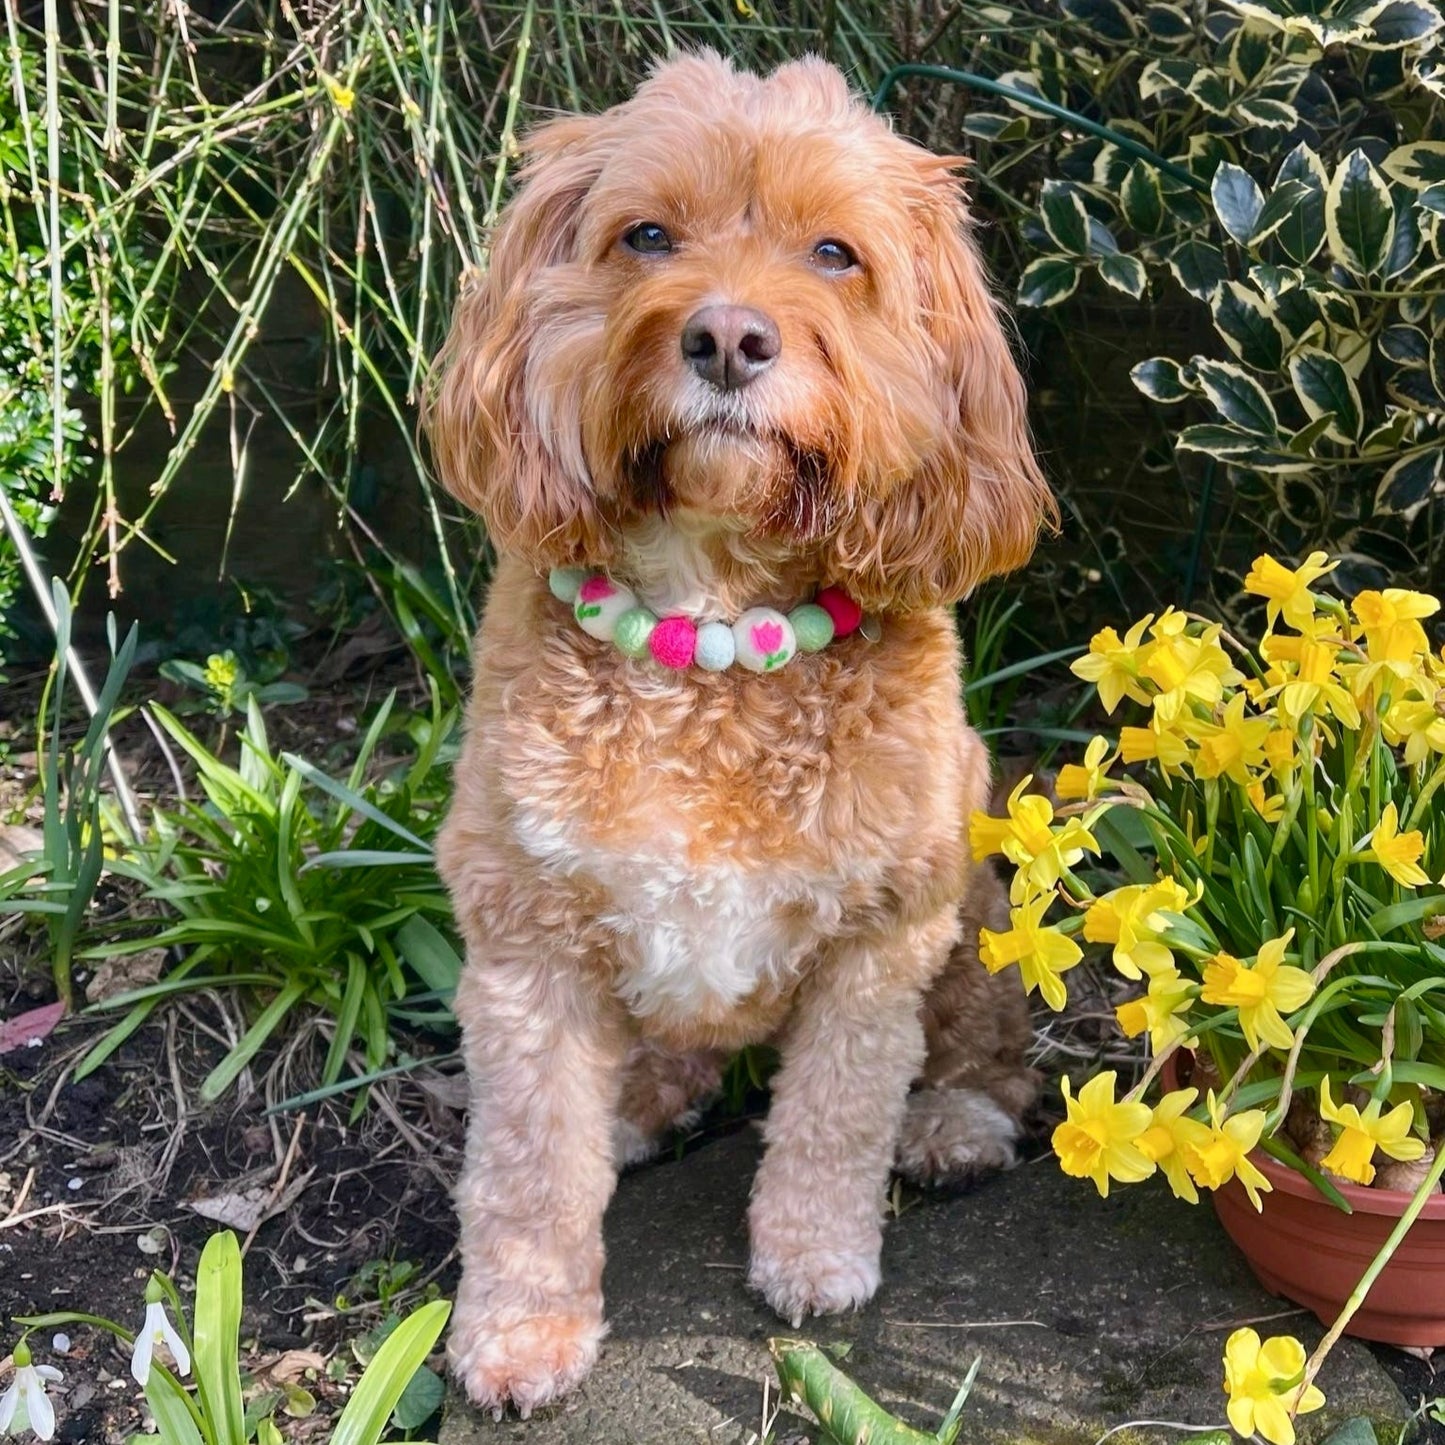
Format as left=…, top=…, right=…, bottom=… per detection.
left=330, top=1300, right=451, bottom=1445
left=192, top=1232, right=246, bottom=1445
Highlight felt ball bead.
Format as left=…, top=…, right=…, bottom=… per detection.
left=733, top=607, right=796, bottom=673
left=649, top=615, right=698, bottom=669
left=815, top=586, right=863, bottom=638
left=788, top=603, right=835, bottom=653
left=548, top=566, right=590, bottom=604
left=694, top=620, right=736, bottom=672
left=574, top=575, right=638, bottom=641
left=614, top=606, right=658, bottom=659
left=687, top=618, right=734, bottom=667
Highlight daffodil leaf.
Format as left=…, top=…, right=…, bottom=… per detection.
left=1212, top=281, right=1287, bottom=370
left=1018, top=257, right=1081, bottom=308
left=1212, top=162, right=1265, bottom=245
left=1192, top=358, right=1279, bottom=436
left=1376, top=447, right=1444, bottom=516
left=1131, top=356, right=1194, bottom=403
left=1121, top=159, right=1164, bottom=234
left=1040, top=180, right=1090, bottom=255
left=1369, top=891, right=1445, bottom=935
left=1289, top=347, right=1363, bottom=441
left=1327, top=148, right=1396, bottom=276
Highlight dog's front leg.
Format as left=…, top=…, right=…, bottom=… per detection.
left=449, top=954, right=627, bottom=1415
left=747, top=912, right=956, bottom=1325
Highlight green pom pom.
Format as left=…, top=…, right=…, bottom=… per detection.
left=789, top=603, right=835, bottom=653
left=614, top=606, right=658, bottom=659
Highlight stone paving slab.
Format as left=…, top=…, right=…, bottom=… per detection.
left=440, top=1127, right=1407, bottom=1445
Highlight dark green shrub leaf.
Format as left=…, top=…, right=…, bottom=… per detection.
left=1168, top=237, right=1228, bottom=299
left=1364, top=2, right=1443, bottom=49
left=1017, top=257, right=1081, bottom=308
left=1212, top=281, right=1287, bottom=370
left=1273, top=143, right=1328, bottom=263
left=1040, top=180, right=1090, bottom=254
left=1376, top=448, right=1444, bottom=515
left=1131, top=357, right=1194, bottom=403
left=1289, top=347, right=1363, bottom=440
left=1235, top=96, right=1298, bottom=128
left=390, top=1364, right=446, bottom=1431
left=1144, top=3, right=1193, bottom=41
left=1212, top=161, right=1265, bottom=244
left=1326, top=149, right=1395, bottom=275
left=1176, top=423, right=1273, bottom=456
left=1193, top=358, right=1279, bottom=435
left=1382, top=140, right=1445, bottom=189
left=1059, top=0, right=1136, bottom=40
left=1121, top=160, right=1165, bottom=234
left=1097, top=253, right=1146, bottom=298
left=1316, top=1417, right=1379, bottom=1445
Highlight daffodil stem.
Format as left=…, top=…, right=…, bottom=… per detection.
left=1300, top=1136, right=1445, bottom=1407
left=1267, top=946, right=1366, bottom=1131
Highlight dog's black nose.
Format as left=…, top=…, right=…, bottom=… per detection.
left=681, top=305, right=780, bottom=391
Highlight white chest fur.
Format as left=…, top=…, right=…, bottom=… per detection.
left=511, top=797, right=864, bottom=1023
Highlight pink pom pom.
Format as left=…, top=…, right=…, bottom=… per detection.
left=649, top=616, right=698, bottom=669
left=816, top=586, right=862, bottom=638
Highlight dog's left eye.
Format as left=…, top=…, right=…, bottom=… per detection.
left=810, top=239, right=858, bottom=273
left=623, top=223, right=673, bottom=255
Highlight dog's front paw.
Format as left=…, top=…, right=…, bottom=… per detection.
left=894, top=1087, right=1020, bottom=1186
left=448, top=1308, right=604, bottom=1418
left=747, top=1236, right=882, bottom=1328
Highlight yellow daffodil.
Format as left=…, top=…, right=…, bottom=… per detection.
left=1199, top=931, right=1314, bottom=1051
left=1190, top=693, right=1272, bottom=784
left=1244, top=550, right=1336, bottom=632
left=1222, top=1329, right=1325, bottom=1445
left=1051, top=1071, right=1155, bottom=1197
left=1317, top=1076, right=1426, bottom=1186
left=1360, top=801, right=1434, bottom=888
left=1120, top=717, right=1193, bottom=775
left=968, top=778, right=1099, bottom=903
left=1140, top=618, right=1241, bottom=723
left=1136, top=1087, right=1211, bottom=1204
left=979, top=892, right=1083, bottom=1012
left=1269, top=636, right=1361, bottom=729
left=1055, top=735, right=1115, bottom=801
left=1382, top=692, right=1445, bottom=766
left=1247, top=779, right=1286, bottom=823
left=1347, top=588, right=1439, bottom=698
left=1071, top=617, right=1154, bottom=713
left=1116, top=966, right=1197, bottom=1055
left=1177, top=1091, right=1273, bottom=1210
left=1263, top=727, right=1297, bottom=778
left=1083, top=877, right=1195, bottom=979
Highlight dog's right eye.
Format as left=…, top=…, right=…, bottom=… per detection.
left=623, top=223, right=673, bottom=255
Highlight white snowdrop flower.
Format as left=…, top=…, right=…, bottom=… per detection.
left=129, top=1288, right=191, bottom=1387
left=0, top=1341, right=63, bottom=1440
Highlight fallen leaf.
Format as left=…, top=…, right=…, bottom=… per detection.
left=266, top=1350, right=327, bottom=1384
left=0, top=1002, right=65, bottom=1055
left=0, top=823, right=43, bottom=870
left=187, top=1168, right=314, bottom=1232
left=84, top=949, right=166, bottom=1004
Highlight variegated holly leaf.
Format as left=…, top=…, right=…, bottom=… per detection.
left=1362, top=1, right=1444, bottom=50
left=1212, top=161, right=1265, bottom=245
left=1175, top=425, right=1317, bottom=471
left=1289, top=347, right=1363, bottom=441
left=1097, top=253, right=1147, bottom=298
left=1193, top=358, right=1280, bottom=436
left=1382, top=140, right=1445, bottom=189
left=1132, top=357, right=1196, bottom=403
left=962, top=113, right=1030, bottom=143
left=1060, top=0, right=1137, bottom=39
left=1377, top=447, right=1444, bottom=516
left=1212, top=280, right=1288, bottom=370
left=1235, top=97, right=1299, bottom=128
left=1327, top=149, right=1396, bottom=276
left=1121, top=159, right=1165, bottom=234
left=1380, top=324, right=1429, bottom=366
left=1273, top=143, right=1328, bottom=264
left=1018, top=257, right=1081, bottom=308
left=1168, top=237, right=1228, bottom=299
left=1144, top=2, right=1193, bottom=41
left=1039, top=180, right=1090, bottom=254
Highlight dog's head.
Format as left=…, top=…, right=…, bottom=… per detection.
left=425, top=53, right=1055, bottom=611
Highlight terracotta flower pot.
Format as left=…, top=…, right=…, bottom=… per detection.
left=1212, top=1152, right=1445, bottom=1347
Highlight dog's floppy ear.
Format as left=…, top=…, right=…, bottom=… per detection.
left=829, top=158, right=1056, bottom=612
left=424, top=116, right=611, bottom=568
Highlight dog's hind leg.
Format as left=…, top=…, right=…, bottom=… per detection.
left=613, top=1040, right=727, bottom=1167
left=897, top=861, right=1041, bottom=1186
